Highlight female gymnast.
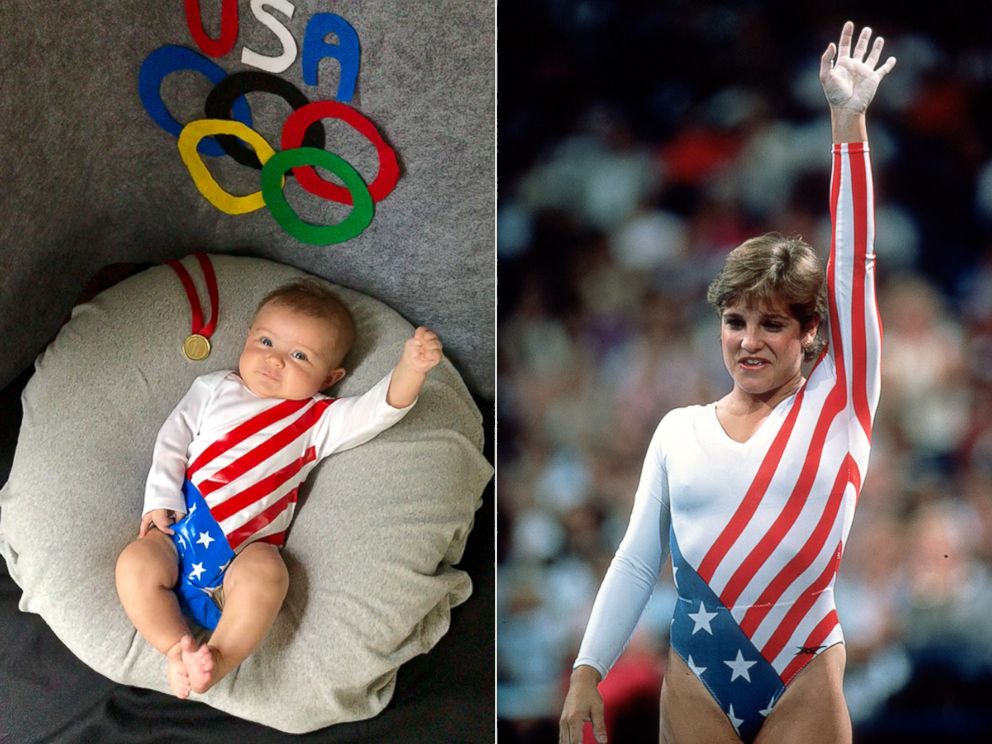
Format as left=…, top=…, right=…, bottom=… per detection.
left=559, top=21, right=896, bottom=744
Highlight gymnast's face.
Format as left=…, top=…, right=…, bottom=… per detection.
left=720, top=297, right=815, bottom=399
left=239, top=302, right=347, bottom=400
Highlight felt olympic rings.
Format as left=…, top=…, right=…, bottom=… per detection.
left=138, top=9, right=398, bottom=246
left=261, top=148, right=374, bottom=244
left=205, top=71, right=326, bottom=170
left=139, top=45, right=253, bottom=158
left=282, top=100, right=400, bottom=205
left=178, top=119, right=282, bottom=215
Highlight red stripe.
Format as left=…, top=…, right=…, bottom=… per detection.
left=256, top=531, right=287, bottom=546
left=848, top=150, right=873, bottom=440
left=760, top=540, right=842, bottom=664
left=188, top=397, right=311, bottom=477
left=738, top=457, right=858, bottom=636
left=198, top=399, right=333, bottom=496
left=780, top=609, right=840, bottom=684
left=719, top=385, right=846, bottom=608
left=226, top=489, right=298, bottom=551
left=696, top=389, right=807, bottom=583
left=825, top=146, right=844, bottom=367
left=210, top=446, right=317, bottom=523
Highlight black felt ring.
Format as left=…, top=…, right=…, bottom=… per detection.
left=204, top=71, right=326, bottom=169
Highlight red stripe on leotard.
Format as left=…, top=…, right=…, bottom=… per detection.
left=738, top=456, right=858, bottom=636
left=187, top=397, right=310, bottom=477
left=198, top=399, right=334, bottom=496
left=210, top=446, right=318, bottom=522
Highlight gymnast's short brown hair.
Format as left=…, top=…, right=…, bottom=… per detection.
left=706, top=233, right=827, bottom=362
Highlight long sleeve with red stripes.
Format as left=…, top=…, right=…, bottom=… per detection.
left=826, top=141, right=882, bottom=449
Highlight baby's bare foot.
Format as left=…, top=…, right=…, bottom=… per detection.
left=166, top=638, right=192, bottom=699
left=183, top=637, right=217, bottom=694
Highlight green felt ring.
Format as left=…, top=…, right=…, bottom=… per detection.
left=261, top=147, right=374, bottom=245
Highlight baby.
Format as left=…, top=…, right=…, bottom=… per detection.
left=114, top=278, right=442, bottom=699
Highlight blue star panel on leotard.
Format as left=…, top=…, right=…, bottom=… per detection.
left=170, top=479, right=236, bottom=630
left=670, top=528, right=785, bottom=742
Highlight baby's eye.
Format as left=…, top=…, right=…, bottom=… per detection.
left=260, top=336, right=273, bottom=347
left=291, top=351, right=308, bottom=361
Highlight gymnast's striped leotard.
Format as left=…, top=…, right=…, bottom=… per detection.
left=574, top=142, right=881, bottom=743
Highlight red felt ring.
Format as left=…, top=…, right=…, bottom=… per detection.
left=281, top=100, right=399, bottom=205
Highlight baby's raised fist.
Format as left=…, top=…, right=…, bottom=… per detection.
left=402, top=326, right=443, bottom=374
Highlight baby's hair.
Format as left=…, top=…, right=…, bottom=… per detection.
left=707, top=233, right=827, bottom=361
left=256, top=279, right=356, bottom=363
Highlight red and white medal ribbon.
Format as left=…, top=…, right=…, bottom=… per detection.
left=166, top=253, right=219, bottom=361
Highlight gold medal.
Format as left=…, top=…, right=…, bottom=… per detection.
left=168, top=254, right=219, bottom=362
left=182, top=333, right=211, bottom=361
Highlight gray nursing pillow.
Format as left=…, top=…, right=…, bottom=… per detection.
left=0, top=253, right=491, bottom=732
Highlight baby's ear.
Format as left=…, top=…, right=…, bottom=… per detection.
left=323, top=367, right=347, bottom=389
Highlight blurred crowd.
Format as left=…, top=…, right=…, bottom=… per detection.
left=497, top=2, right=992, bottom=741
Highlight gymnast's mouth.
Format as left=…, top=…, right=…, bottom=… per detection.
left=738, top=357, right=771, bottom=368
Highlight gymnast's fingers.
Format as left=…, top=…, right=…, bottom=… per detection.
left=853, top=25, right=872, bottom=62
left=865, top=35, right=884, bottom=69
left=836, top=20, right=854, bottom=59
left=820, top=42, right=835, bottom=82
left=590, top=700, right=608, bottom=743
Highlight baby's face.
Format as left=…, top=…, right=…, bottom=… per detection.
left=239, top=302, right=347, bottom=400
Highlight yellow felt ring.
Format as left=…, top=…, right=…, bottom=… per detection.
left=177, top=119, right=281, bottom=215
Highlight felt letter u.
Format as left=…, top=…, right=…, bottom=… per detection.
left=184, top=0, right=240, bottom=58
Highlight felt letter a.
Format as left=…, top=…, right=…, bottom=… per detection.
left=241, top=0, right=298, bottom=74
left=301, top=14, right=360, bottom=103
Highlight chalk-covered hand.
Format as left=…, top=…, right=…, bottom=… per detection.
left=820, top=21, right=896, bottom=113
left=400, top=326, right=443, bottom=374
left=139, top=508, right=181, bottom=537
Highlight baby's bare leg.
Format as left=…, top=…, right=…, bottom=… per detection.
left=185, top=542, right=289, bottom=694
left=115, top=530, right=194, bottom=698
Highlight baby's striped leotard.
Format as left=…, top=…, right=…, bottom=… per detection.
left=574, top=143, right=881, bottom=743
left=144, top=370, right=412, bottom=627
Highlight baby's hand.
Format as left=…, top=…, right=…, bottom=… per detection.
left=401, top=327, right=443, bottom=374
left=139, top=509, right=180, bottom=537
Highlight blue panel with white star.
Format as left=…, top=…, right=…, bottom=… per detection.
left=169, top=479, right=236, bottom=629
left=669, top=527, right=784, bottom=743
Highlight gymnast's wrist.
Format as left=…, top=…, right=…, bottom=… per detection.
left=570, top=664, right=603, bottom=686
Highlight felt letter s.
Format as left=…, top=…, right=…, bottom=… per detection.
left=241, top=0, right=298, bottom=74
